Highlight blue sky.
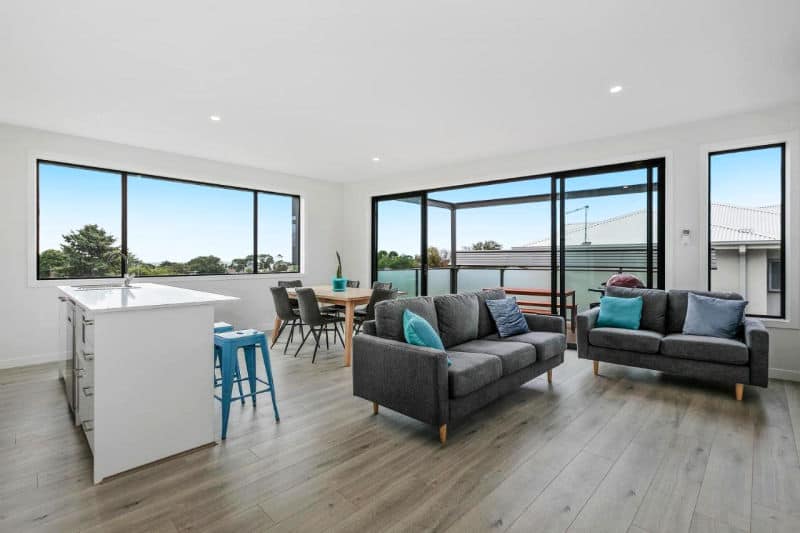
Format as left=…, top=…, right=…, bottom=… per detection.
left=39, top=163, right=295, bottom=263
left=40, top=147, right=781, bottom=263
left=378, top=147, right=781, bottom=256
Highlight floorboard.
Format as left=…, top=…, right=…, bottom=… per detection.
left=0, top=343, right=796, bottom=532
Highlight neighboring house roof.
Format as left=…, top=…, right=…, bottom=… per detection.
left=516, top=204, right=780, bottom=248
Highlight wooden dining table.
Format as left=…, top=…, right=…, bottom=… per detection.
left=274, top=286, right=374, bottom=367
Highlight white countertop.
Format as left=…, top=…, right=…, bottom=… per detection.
left=58, top=282, right=238, bottom=312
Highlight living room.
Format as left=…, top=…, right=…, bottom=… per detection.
left=1, top=2, right=799, bottom=532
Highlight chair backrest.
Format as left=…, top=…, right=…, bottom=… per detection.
left=346, top=280, right=361, bottom=288
left=278, top=280, right=303, bottom=288
left=270, top=286, right=296, bottom=321
left=295, top=287, right=324, bottom=327
left=366, top=288, right=397, bottom=320
left=372, top=281, right=392, bottom=290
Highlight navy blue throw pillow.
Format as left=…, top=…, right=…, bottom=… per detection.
left=682, top=292, right=748, bottom=339
left=485, top=297, right=529, bottom=338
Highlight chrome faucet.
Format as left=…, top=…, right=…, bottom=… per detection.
left=121, top=253, right=136, bottom=287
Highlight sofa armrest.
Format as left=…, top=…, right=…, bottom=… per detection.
left=744, top=317, right=769, bottom=387
left=576, top=307, right=601, bottom=358
left=352, top=334, right=449, bottom=426
left=524, top=313, right=565, bottom=334
left=361, top=319, right=377, bottom=336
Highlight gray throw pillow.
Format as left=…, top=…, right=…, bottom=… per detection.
left=682, top=292, right=748, bottom=339
left=485, top=297, right=529, bottom=338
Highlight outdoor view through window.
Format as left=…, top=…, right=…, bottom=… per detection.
left=709, top=144, right=785, bottom=318
left=373, top=159, right=663, bottom=318
left=37, top=161, right=300, bottom=279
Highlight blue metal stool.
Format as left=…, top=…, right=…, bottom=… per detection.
left=214, top=329, right=280, bottom=439
left=213, top=322, right=245, bottom=404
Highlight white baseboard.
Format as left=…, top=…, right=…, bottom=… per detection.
left=769, top=367, right=800, bottom=382
left=0, top=351, right=67, bottom=370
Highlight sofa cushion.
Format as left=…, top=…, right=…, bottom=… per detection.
left=434, top=292, right=479, bottom=347
left=477, top=289, right=507, bottom=337
left=606, top=286, right=668, bottom=334
left=666, top=290, right=743, bottom=334
left=589, top=327, right=663, bottom=354
left=485, top=297, right=530, bottom=338
left=683, top=293, right=748, bottom=339
left=596, top=295, right=643, bottom=330
left=660, top=333, right=749, bottom=365
left=484, top=331, right=566, bottom=360
left=446, top=351, right=503, bottom=398
left=449, top=339, right=536, bottom=375
left=374, top=296, right=439, bottom=342
left=403, top=310, right=445, bottom=351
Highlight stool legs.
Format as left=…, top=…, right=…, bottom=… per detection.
left=220, top=344, right=236, bottom=440
left=243, top=345, right=258, bottom=406
left=257, top=334, right=280, bottom=422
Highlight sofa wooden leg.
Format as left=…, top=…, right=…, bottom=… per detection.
left=439, top=424, right=447, bottom=445
left=593, top=361, right=599, bottom=376
left=735, top=383, right=743, bottom=401
left=372, top=401, right=379, bottom=415
left=547, top=369, right=553, bottom=383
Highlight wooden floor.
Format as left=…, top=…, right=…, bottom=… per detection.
left=2, top=341, right=800, bottom=533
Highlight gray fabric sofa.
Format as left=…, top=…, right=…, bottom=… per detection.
left=577, top=286, right=769, bottom=400
left=352, top=290, right=566, bottom=444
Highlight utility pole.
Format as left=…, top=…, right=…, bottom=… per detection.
left=566, top=205, right=590, bottom=245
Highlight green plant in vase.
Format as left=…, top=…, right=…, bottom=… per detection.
left=332, top=251, right=347, bottom=291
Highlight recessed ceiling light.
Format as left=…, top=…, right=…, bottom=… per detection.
left=372, top=157, right=381, bottom=162
left=209, top=115, right=221, bottom=121
left=609, top=85, right=623, bottom=94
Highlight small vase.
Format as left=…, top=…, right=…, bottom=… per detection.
left=332, top=277, right=347, bottom=292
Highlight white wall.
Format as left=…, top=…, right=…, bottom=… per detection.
left=341, top=103, right=800, bottom=379
left=0, top=123, right=343, bottom=368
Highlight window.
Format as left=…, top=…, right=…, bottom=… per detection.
left=768, top=259, right=782, bottom=293
left=708, top=144, right=785, bottom=318
left=36, top=160, right=301, bottom=279
left=371, top=158, right=665, bottom=326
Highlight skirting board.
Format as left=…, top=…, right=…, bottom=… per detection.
left=0, top=351, right=67, bottom=370
left=769, top=367, right=800, bottom=382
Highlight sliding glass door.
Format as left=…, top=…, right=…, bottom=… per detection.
left=371, top=159, right=665, bottom=329
left=558, top=161, right=663, bottom=319
left=372, top=194, right=424, bottom=297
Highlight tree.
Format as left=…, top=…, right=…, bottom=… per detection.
left=427, top=246, right=450, bottom=267
left=59, top=224, right=120, bottom=278
left=470, top=240, right=502, bottom=251
left=258, top=254, right=274, bottom=272
left=39, top=249, right=66, bottom=278
left=377, top=249, right=417, bottom=269
left=186, top=255, right=226, bottom=274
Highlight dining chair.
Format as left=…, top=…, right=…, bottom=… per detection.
left=372, top=281, right=393, bottom=290
left=269, top=287, right=304, bottom=354
left=294, top=288, right=345, bottom=362
left=347, top=280, right=361, bottom=288
left=354, top=288, right=397, bottom=334
left=277, top=280, right=303, bottom=310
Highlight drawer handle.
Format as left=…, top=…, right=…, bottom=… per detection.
left=82, top=386, right=94, bottom=397
left=74, top=368, right=86, bottom=378
left=82, top=420, right=94, bottom=432
left=82, top=351, right=94, bottom=361
left=81, top=318, right=94, bottom=344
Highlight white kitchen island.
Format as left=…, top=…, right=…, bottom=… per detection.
left=57, top=282, right=237, bottom=484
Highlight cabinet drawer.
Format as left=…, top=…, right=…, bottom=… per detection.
left=79, top=384, right=94, bottom=421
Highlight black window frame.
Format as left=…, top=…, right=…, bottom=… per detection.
left=707, top=143, right=786, bottom=319
left=370, top=157, right=666, bottom=318
left=36, top=159, right=301, bottom=280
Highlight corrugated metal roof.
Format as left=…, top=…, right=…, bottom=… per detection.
left=517, top=204, right=779, bottom=247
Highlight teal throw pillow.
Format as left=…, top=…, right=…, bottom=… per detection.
left=403, top=309, right=450, bottom=365
left=596, top=295, right=643, bottom=330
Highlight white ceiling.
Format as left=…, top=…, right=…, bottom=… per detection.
left=2, top=1, right=799, bottom=182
